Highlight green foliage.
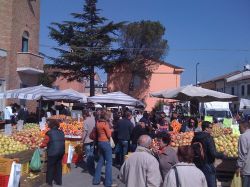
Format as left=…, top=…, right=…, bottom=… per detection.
left=153, top=100, right=169, bottom=111
left=119, top=20, right=168, bottom=77
left=38, top=73, right=56, bottom=88
left=48, top=0, right=124, bottom=95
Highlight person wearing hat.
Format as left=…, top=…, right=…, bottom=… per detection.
left=130, top=117, right=149, bottom=152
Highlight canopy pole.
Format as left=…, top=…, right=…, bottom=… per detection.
left=38, top=98, right=42, bottom=122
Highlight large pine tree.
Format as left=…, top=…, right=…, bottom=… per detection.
left=49, top=0, right=124, bottom=96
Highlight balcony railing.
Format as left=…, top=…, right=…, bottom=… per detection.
left=16, top=52, right=44, bottom=74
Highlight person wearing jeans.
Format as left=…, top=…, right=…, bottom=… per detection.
left=92, top=110, right=114, bottom=187
left=116, top=111, right=133, bottom=165
left=84, top=143, right=95, bottom=175
left=82, top=110, right=96, bottom=175
left=118, top=140, right=129, bottom=165
left=93, top=141, right=113, bottom=186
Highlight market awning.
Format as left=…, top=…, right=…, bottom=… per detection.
left=151, top=85, right=238, bottom=102
left=0, top=85, right=82, bottom=101
left=87, top=91, right=145, bottom=107
left=61, top=89, right=87, bottom=103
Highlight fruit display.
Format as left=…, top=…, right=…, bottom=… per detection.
left=12, top=129, right=43, bottom=149
left=211, top=124, right=224, bottom=137
left=170, top=131, right=194, bottom=147
left=24, top=123, right=40, bottom=130
left=0, top=134, right=28, bottom=156
left=49, top=115, right=70, bottom=120
left=214, top=134, right=239, bottom=158
left=41, top=121, right=83, bottom=138
left=223, top=127, right=233, bottom=135
left=170, top=120, right=182, bottom=133
left=59, top=122, right=83, bottom=137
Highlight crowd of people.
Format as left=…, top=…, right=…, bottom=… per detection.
left=39, top=107, right=250, bottom=187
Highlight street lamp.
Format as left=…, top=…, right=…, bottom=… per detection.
left=196, top=62, right=200, bottom=86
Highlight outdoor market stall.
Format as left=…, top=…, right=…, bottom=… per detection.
left=151, top=85, right=240, bottom=185
left=87, top=91, right=145, bottom=107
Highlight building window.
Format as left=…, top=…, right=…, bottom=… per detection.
left=241, top=85, right=245, bottom=96
left=22, top=31, right=29, bottom=52
left=231, top=87, right=235, bottom=95
left=247, top=85, right=250, bottom=95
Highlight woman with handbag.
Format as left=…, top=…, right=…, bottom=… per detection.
left=163, top=145, right=207, bottom=187
left=92, top=110, right=115, bottom=187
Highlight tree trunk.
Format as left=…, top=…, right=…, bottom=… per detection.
left=90, top=65, right=95, bottom=96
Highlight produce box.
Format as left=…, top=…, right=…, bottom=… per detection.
left=4, top=149, right=34, bottom=164
left=20, top=172, right=46, bottom=187
left=0, top=174, right=9, bottom=187
left=21, top=162, right=30, bottom=176
left=0, top=157, right=17, bottom=175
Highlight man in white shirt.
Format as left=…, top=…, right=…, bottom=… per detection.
left=4, top=106, right=13, bottom=124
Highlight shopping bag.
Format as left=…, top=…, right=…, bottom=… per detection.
left=110, top=137, right=115, bottom=148
left=89, top=127, right=97, bottom=140
left=231, top=173, right=242, bottom=187
left=67, top=144, right=75, bottom=164
left=30, top=149, right=41, bottom=171
left=8, top=162, right=21, bottom=187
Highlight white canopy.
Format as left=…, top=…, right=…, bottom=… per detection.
left=61, top=89, right=87, bottom=103
left=87, top=91, right=145, bottom=107
left=0, top=85, right=82, bottom=101
left=240, top=98, right=250, bottom=110
left=151, top=85, right=238, bottom=102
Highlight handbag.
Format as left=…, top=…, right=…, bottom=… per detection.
left=173, top=166, right=180, bottom=187
left=89, top=127, right=97, bottom=140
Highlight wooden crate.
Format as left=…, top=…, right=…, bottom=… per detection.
left=4, top=149, right=34, bottom=164
left=0, top=157, right=17, bottom=175
left=20, top=173, right=46, bottom=187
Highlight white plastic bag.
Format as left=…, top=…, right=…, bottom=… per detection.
left=8, top=162, right=22, bottom=187
left=17, top=120, right=24, bottom=131
left=110, top=137, right=115, bottom=148
left=4, top=124, right=12, bottom=136
left=67, top=145, right=75, bottom=164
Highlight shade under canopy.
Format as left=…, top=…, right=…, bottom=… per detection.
left=0, top=85, right=82, bottom=101
left=151, top=85, right=238, bottom=102
left=61, top=89, right=87, bottom=103
left=87, top=91, right=145, bottom=107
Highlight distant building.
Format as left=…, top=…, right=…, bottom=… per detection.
left=199, top=65, right=250, bottom=112
left=48, top=69, right=105, bottom=96
left=107, top=60, right=184, bottom=111
left=0, top=0, right=44, bottom=111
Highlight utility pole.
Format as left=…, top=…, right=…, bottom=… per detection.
left=196, top=62, right=200, bottom=86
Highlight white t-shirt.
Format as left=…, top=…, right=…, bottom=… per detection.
left=4, top=106, right=13, bottom=120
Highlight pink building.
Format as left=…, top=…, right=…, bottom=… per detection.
left=107, top=60, right=184, bottom=111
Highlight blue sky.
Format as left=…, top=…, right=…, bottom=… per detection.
left=40, top=0, right=250, bottom=85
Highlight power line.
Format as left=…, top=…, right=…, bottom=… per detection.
left=39, top=44, right=250, bottom=53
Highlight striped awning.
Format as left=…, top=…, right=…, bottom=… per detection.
left=0, top=85, right=82, bottom=101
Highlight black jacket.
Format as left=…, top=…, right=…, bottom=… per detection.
left=46, top=128, right=65, bottom=157
left=117, top=118, right=133, bottom=141
left=192, top=132, right=225, bottom=165
left=131, top=125, right=148, bottom=145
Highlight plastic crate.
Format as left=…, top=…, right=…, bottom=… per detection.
left=21, top=162, right=30, bottom=176
left=0, top=174, right=9, bottom=187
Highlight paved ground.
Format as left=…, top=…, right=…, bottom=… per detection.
left=53, top=161, right=125, bottom=187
